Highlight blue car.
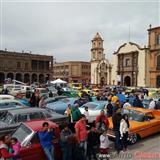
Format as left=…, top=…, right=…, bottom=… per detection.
left=46, top=97, right=78, bottom=114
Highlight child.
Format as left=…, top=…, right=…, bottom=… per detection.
left=99, top=130, right=109, bottom=160
left=11, top=137, right=21, bottom=160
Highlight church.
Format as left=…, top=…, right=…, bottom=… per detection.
left=90, top=33, right=112, bottom=85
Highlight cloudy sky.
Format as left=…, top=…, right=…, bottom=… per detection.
left=0, top=0, right=159, bottom=62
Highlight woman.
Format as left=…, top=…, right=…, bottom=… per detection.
left=39, top=96, right=46, bottom=108
left=120, top=114, right=130, bottom=151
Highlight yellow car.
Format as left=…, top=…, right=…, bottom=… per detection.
left=108, top=107, right=160, bottom=144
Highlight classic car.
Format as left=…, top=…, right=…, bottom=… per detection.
left=46, top=97, right=78, bottom=114
left=79, top=101, right=108, bottom=122
left=107, top=107, right=160, bottom=144
left=0, top=107, right=67, bottom=136
left=11, top=120, right=61, bottom=160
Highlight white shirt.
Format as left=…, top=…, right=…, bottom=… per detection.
left=100, top=134, right=109, bottom=149
left=120, top=119, right=129, bottom=137
left=83, top=110, right=89, bottom=120
left=123, top=102, right=131, bottom=108
left=149, top=100, right=156, bottom=109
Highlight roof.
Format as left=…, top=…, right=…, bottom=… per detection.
left=127, top=106, right=153, bottom=114
left=23, top=120, right=58, bottom=132
left=7, top=107, right=47, bottom=114
left=92, top=32, right=103, bottom=40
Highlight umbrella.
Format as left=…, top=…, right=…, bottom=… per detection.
left=50, top=79, right=67, bottom=84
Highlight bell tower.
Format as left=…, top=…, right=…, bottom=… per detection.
left=91, top=33, right=104, bottom=62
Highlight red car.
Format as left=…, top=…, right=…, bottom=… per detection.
left=11, top=120, right=61, bottom=160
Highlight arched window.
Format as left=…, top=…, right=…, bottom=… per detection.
left=157, top=55, right=160, bottom=70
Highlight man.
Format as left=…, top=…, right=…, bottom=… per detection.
left=0, top=134, right=14, bottom=159
left=38, top=122, right=54, bottom=160
left=60, top=124, right=73, bottom=160
left=133, top=95, right=143, bottom=108
left=72, top=103, right=82, bottom=122
left=75, top=114, right=87, bottom=160
left=123, top=99, right=131, bottom=108
left=95, top=110, right=109, bottom=133
left=105, top=100, right=113, bottom=117
left=149, top=99, right=156, bottom=109
left=111, top=93, right=119, bottom=103
left=112, top=108, right=122, bottom=154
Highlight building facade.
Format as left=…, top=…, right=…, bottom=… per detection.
left=53, top=61, right=91, bottom=83
left=91, top=33, right=112, bottom=85
left=148, top=26, right=160, bottom=87
left=111, top=42, right=149, bottom=87
left=0, top=50, right=53, bottom=84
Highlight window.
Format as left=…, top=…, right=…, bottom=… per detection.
left=157, top=55, right=160, bottom=70
left=157, top=75, right=160, bottom=87
left=17, top=62, right=21, bottom=69
left=156, top=34, right=160, bottom=45
left=29, top=112, right=45, bottom=120
left=125, top=58, right=130, bottom=67
left=17, top=114, right=28, bottom=122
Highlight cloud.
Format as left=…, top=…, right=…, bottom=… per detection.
left=1, top=1, right=159, bottom=62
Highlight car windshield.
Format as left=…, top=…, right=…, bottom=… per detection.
left=82, top=103, right=97, bottom=110
left=12, top=123, right=33, bottom=146
left=3, top=113, right=14, bottom=124
left=95, top=103, right=105, bottom=110
left=122, top=109, right=144, bottom=122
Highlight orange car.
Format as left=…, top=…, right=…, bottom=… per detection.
left=108, top=107, right=160, bottom=144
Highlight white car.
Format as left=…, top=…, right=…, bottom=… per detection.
left=79, top=101, right=108, bottom=122
left=0, top=95, right=15, bottom=100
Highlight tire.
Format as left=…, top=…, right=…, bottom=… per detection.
left=129, top=133, right=138, bottom=144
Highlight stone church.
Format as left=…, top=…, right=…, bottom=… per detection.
left=91, top=33, right=112, bottom=85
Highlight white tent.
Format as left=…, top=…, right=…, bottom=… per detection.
left=50, top=79, right=67, bottom=84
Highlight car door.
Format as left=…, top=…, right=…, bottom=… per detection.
left=20, top=133, right=46, bottom=160
left=138, top=113, right=160, bottom=137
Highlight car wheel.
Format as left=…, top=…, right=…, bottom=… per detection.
left=129, top=133, right=138, bottom=144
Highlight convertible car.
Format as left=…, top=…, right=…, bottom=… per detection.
left=107, top=107, right=160, bottom=144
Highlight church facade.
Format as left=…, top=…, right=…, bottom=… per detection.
left=91, top=33, right=112, bottom=85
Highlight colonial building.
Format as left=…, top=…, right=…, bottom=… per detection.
left=53, top=61, right=91, bottom=83
left=111, top=42, right=149, bottom=87
left=0, top=50, right=53, bottom=84
left=148, top=26, right=160, bottom=87
left=91, top=33, right=112, bottom=85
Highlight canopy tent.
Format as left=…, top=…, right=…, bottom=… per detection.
left=50, top=79, right=67, bottom=84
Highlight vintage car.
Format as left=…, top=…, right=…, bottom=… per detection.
left=11, top=120, right=61, bottom=160
left=107, top=107, right=160, bottom=144
left=46, top=97, right=78, bottom=114
left=79, top=101, right=108, bottom=122
left=0, top=107, right=67, bottom=136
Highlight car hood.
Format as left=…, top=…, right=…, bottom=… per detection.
left=0, top=121, right=9, bottom=128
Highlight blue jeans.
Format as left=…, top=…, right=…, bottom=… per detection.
left=114, top=131, right=123, bottom=152
left=62, top=144, right=72, bottom=160
left=43, top=145, right=54, bottom=160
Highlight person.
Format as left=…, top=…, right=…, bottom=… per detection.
left=38, top=122, right=55, bottom=160
left=123, top=99, right=131, bottom=108
left=112, top=108, right=122, bottom=154
left=75, top=114, right=87, bottom=160
left=10, top=137, right=21, bottom=160
left=29, top=92, right=37, bottom=107
left=105, top=100, right=113, bottom=117
left=71, top=103, right=82, bottom=122
left=83, top=106, right=89, bottom=123
left=87, top=125, right=99, bottom=160
left=64, top=104, right=72, bottom=123
left=99, top=130, right=109, bottom=159
left=155, top=98, right=160, bottom=110
left=0, top=135, right=14, bottom=159
left=39, top=96, right=46, bottom=108
left=111, top=94, right=119, bottom=103
left=95, top=110, right=109, bottom=134
left=149, top=99, right=156, bottom=109
left=120, top=114, right=130, bottom=151
left=133, top=95, right=143, bottom=108
left=60, top=124, right=73, bottom=160
left=49, top=91, right=53, bottom=97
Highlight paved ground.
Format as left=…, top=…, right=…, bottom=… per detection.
left=107, top=133, right=160, bottom=160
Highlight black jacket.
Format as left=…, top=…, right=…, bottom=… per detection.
left=112, top=113, right=122, bottom=131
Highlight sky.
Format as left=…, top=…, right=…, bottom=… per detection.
left=0, top=0, right=159, bottom=62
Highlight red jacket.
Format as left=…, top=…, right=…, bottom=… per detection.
left=0, top=141, right=14, bottom=159
left=95, top=115, right=109, bottom=128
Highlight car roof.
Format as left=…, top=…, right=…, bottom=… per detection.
left=0, top=99, right=20, bottom=103
left=23, top=120, right=58, bottom=132
left=7, top=107, right=47, bottom=115
left=126, top=106, right=153, bottom=114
